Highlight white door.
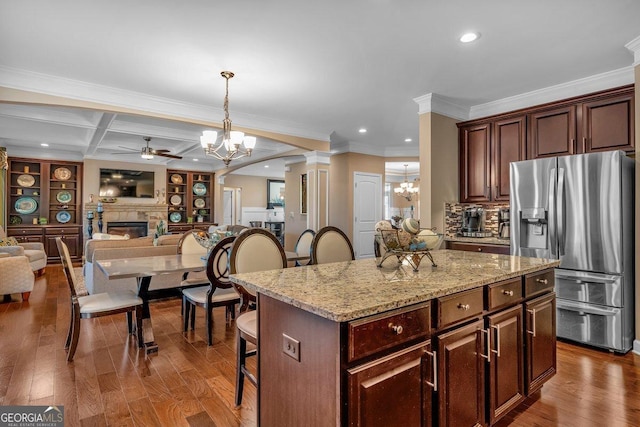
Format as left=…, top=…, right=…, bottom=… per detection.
left=223, top=189, right=234, bottom=225
left=353, top=172, right=382, bottom=259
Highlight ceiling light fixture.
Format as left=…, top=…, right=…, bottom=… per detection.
left=404, top=138, right=412, bottom=142
left=200, top=71, right=257, bottom=166
left=359, top=128, right=367, bottom=133
left=41, top=143, right=49, bottom=147
left=394, top=164, right=419, bottom=201
left=460, top=32, right=479, bottom=43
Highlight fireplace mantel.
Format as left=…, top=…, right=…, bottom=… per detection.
left=83, top=203, right=168, bottom=241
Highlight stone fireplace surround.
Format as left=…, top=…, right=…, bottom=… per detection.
left=83, top=203, right=168, bottom=242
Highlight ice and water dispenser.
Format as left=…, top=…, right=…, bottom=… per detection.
left=518, top=207, right=548, bottom=249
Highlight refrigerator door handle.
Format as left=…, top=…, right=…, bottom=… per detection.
left=548, top=168, right=557, bottom=258
left=557, top=168, right=566, bottom=256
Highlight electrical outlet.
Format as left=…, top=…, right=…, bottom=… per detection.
left=282, top=333, right=300, bottom=361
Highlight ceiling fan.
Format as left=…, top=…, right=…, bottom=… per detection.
left=112, top=136, right=183, bottom=160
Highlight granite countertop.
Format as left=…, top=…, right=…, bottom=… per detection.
left=229, top=249, right=559, bottom=322
left=446, top=236, right=510, bottom=246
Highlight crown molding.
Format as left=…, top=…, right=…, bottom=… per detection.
left=469, top=66, right=635, bottom=120
left=625, top=35, right=640, bottom=67
left=304, top=151, right=332, bottom=165
left=0, top=65, right=330, bottom=142
left=413, top=93, right=469, bottom=120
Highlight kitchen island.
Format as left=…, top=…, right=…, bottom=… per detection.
left=230, top=249, right=560, bottom=426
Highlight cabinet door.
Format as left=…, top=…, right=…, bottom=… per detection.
left=581, top=91, right=635, bottom=153
left=528, top=106, right=576, bottom=159
left=348, top=341, right=433, bottom=427
left=487, top=305, right=524, bottom=425
left=524, top=292, right=556, bottom=395
left=437, top=319, right=485, bottom=427
left=459, top=124, right=491, bottom=203
left=46, top=233, right=81, bottom=261
left=492, top=116, right=526, bottom=201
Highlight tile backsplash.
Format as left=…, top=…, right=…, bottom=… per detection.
left=444, top=202, right=509, bottom=238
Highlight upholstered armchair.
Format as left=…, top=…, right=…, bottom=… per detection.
left=0, top=255, right=35, bottom=301
left=0, top=226, right=47, bottom=275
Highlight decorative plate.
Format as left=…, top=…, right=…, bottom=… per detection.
left=15, top=197, right=38, bottom=214
left=17, top=174, right=35, bottom=187
left=53, top=167, right=72, bottom=181
left=9, top=215, right=22, bottom=225
left=169, top=212, right=182, bottom=223
left=194, top=198, right=205, bottom=208
left=56, top=211, right=71, bottom=224
left=170, top=174, right=183, bottom=184
left=170, top=194, right=182, bottom=206
left=193, top=183, right=207, bottom=196
left=56, top=190, right=72, bottom=203
left=198, top=209, right=208, bottom=216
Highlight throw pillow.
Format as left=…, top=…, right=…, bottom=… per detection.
left=0, top=237, right=19, bottom=246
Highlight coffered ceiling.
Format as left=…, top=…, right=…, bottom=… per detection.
left=0, top=1, right=639, bottom=176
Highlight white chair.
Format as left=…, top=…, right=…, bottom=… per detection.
left=0, top=225, right=47, bottom=275
left=310, top=226, right=355, bottom=264
left=293, top=229, right=315, bottom=266
left=0, top=255, right=35, bottom=301
left=229, top=228, right=287, bottom=406
left=177, top=231, right=210, bottom=287
left=181, top=236, right=240, bottom=345
left=56, top=237, right=143, bottom=362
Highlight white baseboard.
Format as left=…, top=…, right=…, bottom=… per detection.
left=633, top=339, right=640, bottom=355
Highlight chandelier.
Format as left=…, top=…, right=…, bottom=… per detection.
left=200, top=71, right=257, bottom=166
left=394, top=164, right=419, bottom=201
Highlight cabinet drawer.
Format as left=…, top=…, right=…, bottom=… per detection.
left=348, top=303, right=431, bottom=363
left=45, top=227, right=80, bottom=235
left=446, top=241, right=510, bottom=255
left=524, top=269, right=555, bottom=298
left=437, top=287, right=484, bottom=329
left=8, top=227, right=42, bottom=236
left=487, top=277, right=522, bottom=311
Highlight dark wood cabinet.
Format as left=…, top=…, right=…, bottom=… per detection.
left=436, top=319, right=485, bottom=427
left=492, top=115, right=526, bottom=201
left=7, top=158, right=83, bottom=262
left=580, top=90, right=635, bottom=153
left=459, top=115, right=525, bottom=203
left=486, top=305, right=525, bottom=424
left=524, top=292, right=556, bottom=395
left=348, top=341, right=433, bottom=427
left=528, top=105, right=577, bottom=159
left=166, top=169, right=213, bottom=226
left=459, top=123, right=491, bottom=202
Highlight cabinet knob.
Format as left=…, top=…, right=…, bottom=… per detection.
left=477, top=248, right=482, bottom=252
left=457, top=303, right=470, bottom=311
left=502, top=290, right=514, bottom=296
left=388, top=323, right=404, bottom=335
left=536, top=278, right=548, bottom=285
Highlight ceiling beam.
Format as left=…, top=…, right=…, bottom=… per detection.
left=85, top=112, right=116, bottom=156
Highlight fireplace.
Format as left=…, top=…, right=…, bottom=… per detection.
left=107, top=221, right=148, bottom=238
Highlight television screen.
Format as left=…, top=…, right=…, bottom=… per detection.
left=99, top=168, right=155, bottom=198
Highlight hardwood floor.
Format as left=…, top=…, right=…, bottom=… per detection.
left=1, top=266, right=639, bottom=426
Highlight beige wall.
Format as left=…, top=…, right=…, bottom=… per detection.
left=284, top=161, right=309, bottom=251
left=329, top=152, right=385, bottom=240
left=222, top=174, right=271, bottom=208
left=418, top=112, right=459, bottom=232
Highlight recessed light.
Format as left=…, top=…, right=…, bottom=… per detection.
left=358, top=128, right=367, bottom=133
left=404, top=138, right=412, bottom=143
left=264, top=165, right=269, bottom=168
left=40, top=143, right=49, bottom=147
left=193, top=158, right=198, bottom=161
left=460, top=32, right=479, bottom=43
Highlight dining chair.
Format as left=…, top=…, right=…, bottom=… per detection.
left=310, top=226, right=355, bottom=264
left=293, top=228, right=315, bottom=266
left=55, top=237, right=143, bottom=362
left=229, top=228, right=287, bottom=406
left=177, top=231, right=210, bottom=288
left=181, top=236, right=240, bottom=345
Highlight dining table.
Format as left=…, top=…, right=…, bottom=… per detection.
left=96, top=253, right=206, bottom=355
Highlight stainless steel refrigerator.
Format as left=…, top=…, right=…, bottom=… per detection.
left=510, top=150, right=634, bottom=353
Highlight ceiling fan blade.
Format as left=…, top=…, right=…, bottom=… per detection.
left=157, top=152, right=183, bottom=160
left=117, top=146, right=138, bottom=152
left=153, top=149, right=171, bottom=153
left=111, top=152, right=136, bottom=155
